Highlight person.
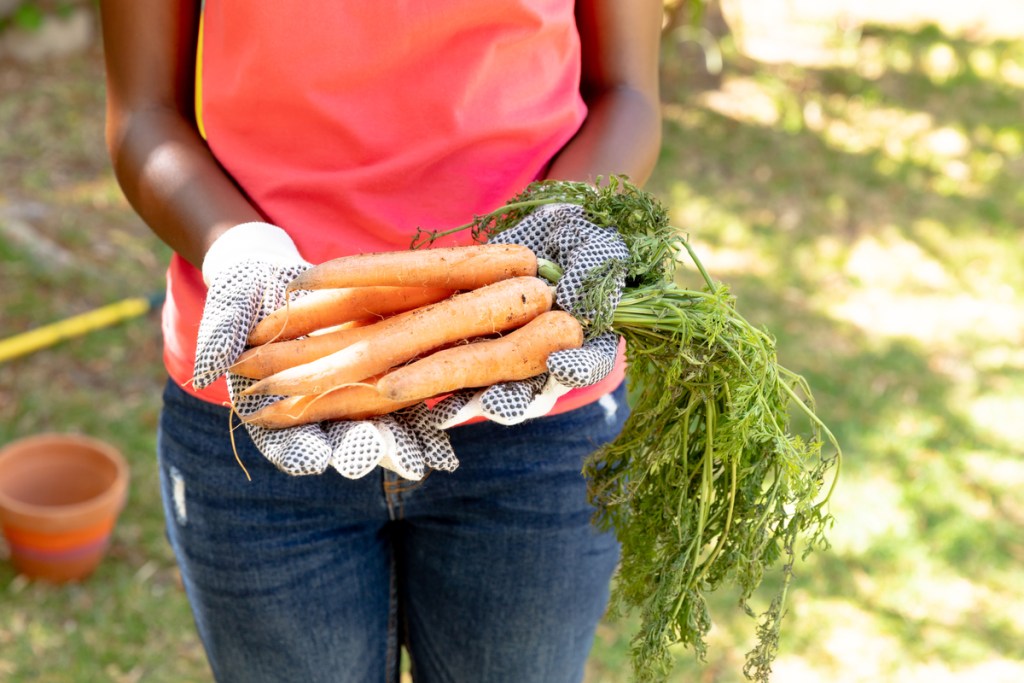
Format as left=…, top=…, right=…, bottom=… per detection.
left=98, top=2, right=662, bottom=681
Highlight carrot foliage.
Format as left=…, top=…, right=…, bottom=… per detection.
left=415, top=176, right=842, bottom=682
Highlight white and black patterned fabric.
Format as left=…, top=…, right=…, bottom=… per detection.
left=194, top=257, right=452, bottom=480
left=490, top=203, right=629, bottom=321
left=433, top=204, right=629, bottom=427
left=194, top=260, right=310, bottom=391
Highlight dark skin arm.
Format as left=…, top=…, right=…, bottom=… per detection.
left=547, top=0, right=663, bottom=186
left=99, top=0, right=260, bottom=269
left=99, top=0, right=661, bottom=271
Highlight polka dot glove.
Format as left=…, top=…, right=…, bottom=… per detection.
left=228, top=376, right=458, bottom=480
left=433, top=204, right=629, bottom=428
left=193, top=223, right=456, bottom=479
left=326, top=404, right=459, bottom=480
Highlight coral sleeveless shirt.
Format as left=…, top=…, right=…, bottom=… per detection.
left=163, top=1, right=626, bottom=415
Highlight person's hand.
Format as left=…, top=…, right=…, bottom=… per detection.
left=192, top=222, right=457, bottom=479
left=229, top=379, right=458, bottom=480
left=192, top=222, right=312, bottom=391
left=433, top=203, right=629, bottom=427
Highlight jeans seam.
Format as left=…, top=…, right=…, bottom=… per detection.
left=382, top=471, right=404, bottom=521
left=385, top=541, right=400, bottom=683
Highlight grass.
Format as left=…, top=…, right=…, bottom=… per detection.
left=2, top=4, right=1024, bottom=682
left=0, top=35, right=205, bottom=683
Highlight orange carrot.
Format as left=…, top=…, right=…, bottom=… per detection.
left=287, top=244, right=537, bottom=292
left=248, top=286, right=454, bottom=345
left=244, top=382, right=419, bottom=428
left=376, top=311, right=584, bottom=402
left=231, top=320, right=378, bottom=379
left=242, top=276, right=554, bottom=397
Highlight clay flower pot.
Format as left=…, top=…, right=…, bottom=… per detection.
left=0, top=433, right=129, bottom=583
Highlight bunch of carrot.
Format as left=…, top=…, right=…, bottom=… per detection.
left=231, top=243, right=587, bottom=429
left=230, top=175, right=841, bottom=683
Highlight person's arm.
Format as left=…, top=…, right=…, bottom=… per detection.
left=99, top=0, right=264, bottom=269
left=545, top=0, right=663, bottom=187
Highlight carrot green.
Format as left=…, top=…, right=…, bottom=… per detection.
left=415, top=176, right=842, bottom=683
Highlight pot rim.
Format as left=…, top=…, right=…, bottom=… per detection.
left=0, top=432, right=130, bottom=518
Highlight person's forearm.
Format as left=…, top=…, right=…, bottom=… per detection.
left=548, top=0, right=663, bottom=187
left=107, top=108, right=263, bottom=269
left=544, top=85, right=661, bottom=187
left=100, top=0, right=263, bottom=270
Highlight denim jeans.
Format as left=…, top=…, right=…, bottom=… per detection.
left=157, top=379, right=628, bottom=683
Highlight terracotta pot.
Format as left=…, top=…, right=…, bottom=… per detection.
left=0, top=433, right=129, bottom=583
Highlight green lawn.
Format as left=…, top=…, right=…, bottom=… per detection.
left=2, top=5, right=1023, bottom=682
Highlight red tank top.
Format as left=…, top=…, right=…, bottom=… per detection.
left=163, top=1, right=626, bottom=413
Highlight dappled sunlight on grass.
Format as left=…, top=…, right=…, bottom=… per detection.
left=826, top=472, right=913, bottom=556
left=773, top=597, right=1024, bottom=682
left=698, top=76, right=783, bottom=127
left=862, top=26, right=1024, bottom=89
left=966, top=392, right=1024, bottom=449
left=809, top=98, right=1012, bottom=198
left=625, top=5, right=1024, bottom=682
left=963, top=451, right=1024, bottom=491
left=830, top=232, right=1023, bottom=346
left=786, top=598, right=906, bottom=679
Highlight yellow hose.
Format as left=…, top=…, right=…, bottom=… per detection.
left=0, top=294, right=162, bottom=364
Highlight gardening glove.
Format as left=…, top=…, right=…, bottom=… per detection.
left=228, top=377, right=458, bottom=480
left=433, top=203, right=629, bottom=427
left=324, top=404, right=458, bottom=480
left=193, top=222, right=456, bottom=480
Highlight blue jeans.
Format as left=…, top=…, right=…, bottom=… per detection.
left=157, top=379, right=628, bottom=683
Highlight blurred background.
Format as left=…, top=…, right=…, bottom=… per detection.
left=1, top=1, right=1022, bottom=681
